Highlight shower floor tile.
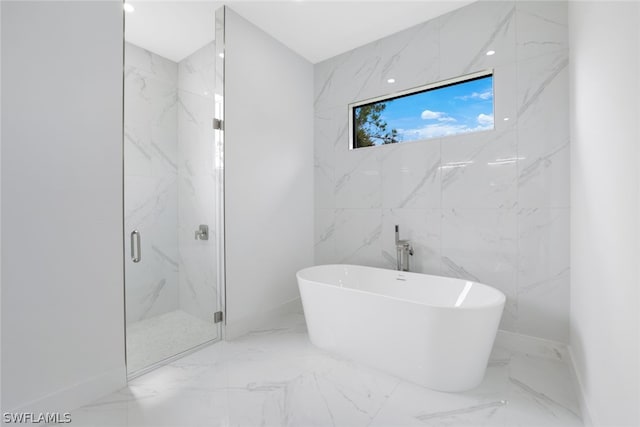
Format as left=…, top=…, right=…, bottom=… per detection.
left=126, top=310, right=219, bottom=374
left=74, top=312, right=582, bottom=426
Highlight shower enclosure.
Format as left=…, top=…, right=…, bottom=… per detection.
left=123, top=6, right=225, bottom=376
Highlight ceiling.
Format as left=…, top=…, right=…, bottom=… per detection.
left=125, top=1, right=222, bottom=62
left=125, top=1, right=473, bottom=64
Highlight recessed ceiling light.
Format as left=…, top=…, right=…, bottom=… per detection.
left=486, top=50, right=496, bottom=56
left=387, top=78, right=396, bottom=84
left=123, top=3, right=135, bottom=13
left=219, top=53, right=224, bottom=58
left=503, top=117, right=510, bottom=121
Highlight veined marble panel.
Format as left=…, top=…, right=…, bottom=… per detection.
left=315, top=17, right=439, bottom=112
left=439, top=1, right=516, bottom=78
left=123, top=121, right=178, bottom=183
left=313, top=1, right=569, bottom=343
left=441, top=208, right=518, bottom=331
left=124, top=65, right=178, bottom=130
left=315, top=45, right=378, bottom=112
left=123, top=178, right=179, bottom=324
left=314, top=208, right=337, bottom=266
left=177, top=176, right=217, bottom=323
left=124, top=121, right=153, bottom=178
left=368, top=17, right=440, bottom=94
left=334, top=146, right=382, bottom=209
left=516, top=1, right=568, bottom=62
left=517, top=50, right=569, bottom=130
left=441, top=128, right=518, bottom=210
left=125, top=44, right=180, bottom=323
left=177, top=44, right=219, bottom=323
left=125, top=42, right=178, bottom=84
left=517, top=207, right=570, bottom=342
left=150, top=124, right=179, bottom=176
left=516, top=127, right=570, bottom=208
left=314, top=107, right=340, bottom=210
left=380, top=139, right=441, bottom=210
left=381, top=209, right=441, bottom=275
left=517, top=50, right=570, bottom=209
left=178, top=42, right=216, bottom=99
left=493, top=63, right=518, bottom=129
left=177, top=175, right=217, bottom=323
left=177, top=91, right=215, bottom=176
left=333, top=209, right=383, bottom=267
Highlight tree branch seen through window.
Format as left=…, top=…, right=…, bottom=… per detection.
left=354, top=103, right=399, bottom=148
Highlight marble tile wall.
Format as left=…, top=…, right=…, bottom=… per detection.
left=177, top=42, right=219, bottom=323
left=125, top=41, right=219, bottom=325
left=124, top=42, right=180, bottom=324
left=314, top=1, right=569, bottom=342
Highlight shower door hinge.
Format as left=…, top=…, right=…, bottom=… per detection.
left=214, top=311, right=224, bottom=324
left=212, top=118, right=224, bottom=130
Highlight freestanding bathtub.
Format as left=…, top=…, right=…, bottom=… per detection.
left=297, top=264, right=505, bottom=392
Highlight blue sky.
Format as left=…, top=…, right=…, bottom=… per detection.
left=365, top=75, right=494, bottom=143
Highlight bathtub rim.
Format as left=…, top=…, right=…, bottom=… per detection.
left=297, top=264, right=506, bottom=311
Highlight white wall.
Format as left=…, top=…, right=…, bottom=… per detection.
left=224, top=7, right=314, bottom=335
left=0, top=0, right=3, bottom=411
left=1, top=1, right=125, bottom=413
left=569, top=2, right=640, bottom=426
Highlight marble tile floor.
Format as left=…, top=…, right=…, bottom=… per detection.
left=75, top=312, right=582, bottom=426
left=126, top=310, right=219, bottom=374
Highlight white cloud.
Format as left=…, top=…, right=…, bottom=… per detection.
left=420, top=110, right=444, bottom=120
left=421, top=110, right=457, bottom=123
left=477, top=113, right=494, bottom=126
left=400, top=123, right=469, bottom=140
left=399, top=121, right=493, bottom=141
left=438, top=116, right=457, bottom=122
left=456, top=90, right=493, bottom=101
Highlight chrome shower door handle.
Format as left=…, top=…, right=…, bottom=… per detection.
left=131, top=230, right=141, bottom=263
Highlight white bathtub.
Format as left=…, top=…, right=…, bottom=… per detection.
left=297, top=264, right=505, bottom=392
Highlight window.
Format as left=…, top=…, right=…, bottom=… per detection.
left=349, top=71, right=494, bottom=149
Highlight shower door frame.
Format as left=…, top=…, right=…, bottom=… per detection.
left=121, top=5, right=227, bottom=380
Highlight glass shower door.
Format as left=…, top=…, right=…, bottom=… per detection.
left=123, top=20, right=223, bottom=376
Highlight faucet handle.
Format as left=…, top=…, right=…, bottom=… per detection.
left=195, top=224, right=209, bottom=240
left=402, top=241, right=414, bottom=256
